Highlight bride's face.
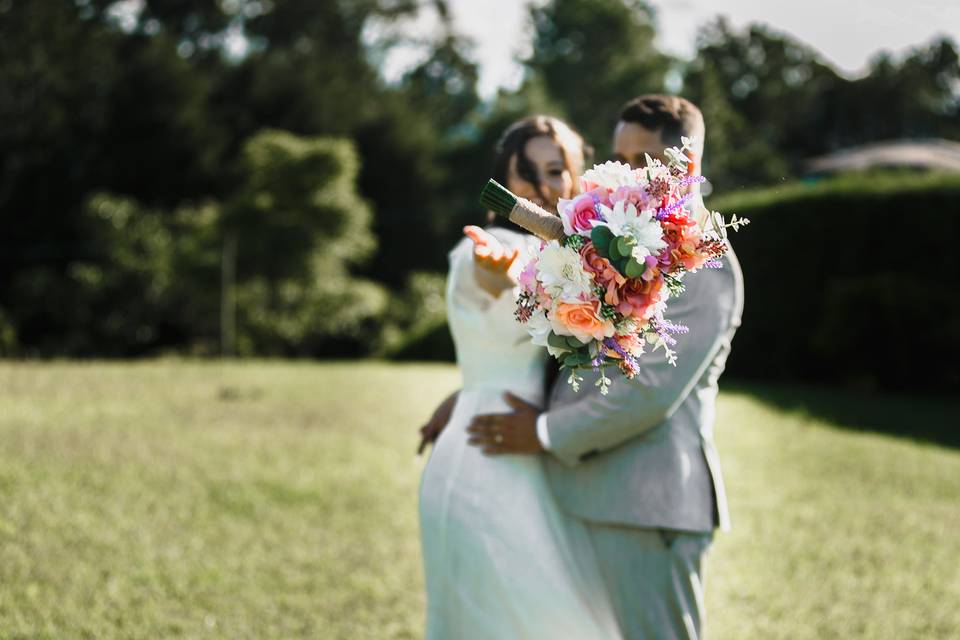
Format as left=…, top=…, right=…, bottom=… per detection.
left=506, top=136, right=575, bottom=214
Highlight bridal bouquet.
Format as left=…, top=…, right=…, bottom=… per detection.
left=479, top=138, right=748, bottom=394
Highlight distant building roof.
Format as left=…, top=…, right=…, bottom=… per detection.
left=806, top=139, right=960, bottom=175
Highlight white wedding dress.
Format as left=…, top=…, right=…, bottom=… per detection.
left=419, top=228, right=621, bottom=639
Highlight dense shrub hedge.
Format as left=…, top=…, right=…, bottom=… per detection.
left=712, top=171, right=960, bottom=393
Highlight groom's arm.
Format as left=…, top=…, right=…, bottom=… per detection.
left=542, top=266, right=740, bottom=467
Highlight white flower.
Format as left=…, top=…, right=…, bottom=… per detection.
left=536, top=241, right=594, bottom=302
left=527, top=312, right=569, bottom=358
left=593, top=200, right=667, bottom=261
left=581, top=161, right=639, bottom=190
left=649, top=295, right=669, bottom=319
left=663, top=145, right=691, bottom=167
left=616, top=317, right=640, bottom=336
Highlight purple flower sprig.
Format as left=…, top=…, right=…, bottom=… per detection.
left=603, top=337, right=640, bottom=369
left=648, top=318, right=689, bottom=348
left=655, top=193, right=692, bottom=221
left=655, top=319, right=690, bottom=335
left=591, top=355, right=604, bottom=372
left=679, top=175, right=707, bottom=188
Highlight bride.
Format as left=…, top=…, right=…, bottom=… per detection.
left=418, top=115, right=621, bottom=639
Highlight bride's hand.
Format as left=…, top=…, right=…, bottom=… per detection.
left=464, top=225, right=519, bottom=274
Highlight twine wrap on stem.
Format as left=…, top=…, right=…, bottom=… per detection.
left=479, top=179, right=565, bottom=241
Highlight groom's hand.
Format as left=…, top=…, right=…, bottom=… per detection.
left=467, top=393, right=543, bottom=455
left=417, top=391, right=459, bottom=455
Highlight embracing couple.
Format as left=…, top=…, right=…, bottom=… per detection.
left=416, top=95, right=744, bottom=640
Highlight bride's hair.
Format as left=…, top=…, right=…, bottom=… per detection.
left=487, top=115, right=591, bottom=231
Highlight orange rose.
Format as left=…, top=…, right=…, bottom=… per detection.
left=551, top=301, right=616, bottom=343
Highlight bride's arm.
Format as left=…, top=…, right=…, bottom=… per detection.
left=464, top=226, right=519, bottom=298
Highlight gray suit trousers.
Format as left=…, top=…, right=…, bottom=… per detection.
left=584, top=523, right=713, bottom=640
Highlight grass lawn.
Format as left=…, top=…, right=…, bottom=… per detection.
left=0, top=360, right=958, bottom=639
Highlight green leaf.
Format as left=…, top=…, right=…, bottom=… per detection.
left=563, top=353, right=581, bottom=367
left=565, top=336, right=587, bottom=348
left=590, top=226, right=614, bottom=257
left=609, top=239, right=622, bottom=260
left=547, top=333, right=570, bottom=350
left=624, top=258, right=647, bottom=279
left=616, top=236, right=633, bottom=257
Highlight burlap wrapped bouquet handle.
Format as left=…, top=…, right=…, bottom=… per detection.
left=479, top=180, right=565, bottom=241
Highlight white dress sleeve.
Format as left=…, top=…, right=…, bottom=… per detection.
left=445, top=228, right=536, bottom=341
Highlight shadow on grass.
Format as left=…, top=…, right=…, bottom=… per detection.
left=726, top=380, right=960, bottom=450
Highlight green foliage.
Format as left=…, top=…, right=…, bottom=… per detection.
left=379, top=272, right=452, bottom=361
left=234, top=260, right=389, bottom=357
left=0, top=308, right=16, bottom=356
left=6, top=194, right=223, bottom=356
left=684, top=20, right=960, bottom=189
left=400, top=35, right=482, bottom=138
left=590, top=226, right=614, bottom=256
left=2, top=128, right=390, bottom=358
left=351, top=100, right=450, bottom=283
left=228, top=130, right=376, bottom=280
left=224, top=131, right=388, bottom=356
left=714, top=172, right=960, bottom=392
left=1, top=0, right=958, bottom=371
left=525, top=0, right=668, bottom=156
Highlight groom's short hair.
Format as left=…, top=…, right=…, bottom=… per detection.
left=619, top=95, right=705, bottom=149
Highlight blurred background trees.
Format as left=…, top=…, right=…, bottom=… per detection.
left=1, top=0, right=958, bottom=390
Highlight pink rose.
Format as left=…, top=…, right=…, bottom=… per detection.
left=560, top=194, right=600, bottom=235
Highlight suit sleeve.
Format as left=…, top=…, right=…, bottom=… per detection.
left=543, top=263, right=741, bottom=467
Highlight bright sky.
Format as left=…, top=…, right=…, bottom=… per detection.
left=372, top=0, right=960, bottom=97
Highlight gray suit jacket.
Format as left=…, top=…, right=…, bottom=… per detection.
left=542, top=248, right=744, bottom=533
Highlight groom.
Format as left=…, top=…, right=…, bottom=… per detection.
left=421, top=95, right=743, bottom=639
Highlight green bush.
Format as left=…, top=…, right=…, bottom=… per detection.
left=4, top=130, right=388, bottom=358
left=711, top=171, right=960, bottom=393
left=6, top=194, right=223, bottom=356
left=379, top=272, right=454, bottom=361
left=0, top=308, right=16, bottom=356
left=227, top=131, right=388, bottom=356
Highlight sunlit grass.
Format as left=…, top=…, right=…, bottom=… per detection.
left=0, top=361, right=957, bottom=639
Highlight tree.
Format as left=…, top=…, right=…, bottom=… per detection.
left=822, top=37, right=960, bottom=147
left=683, top=22, right=960, bottom=187
left=226, top=131, right=387, bottom=356
left=682, top=19, right=838, bottom=185
left=524, top=0, right=669, bottom=156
